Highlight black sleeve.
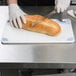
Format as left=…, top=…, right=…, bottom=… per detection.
left=18, top=0, right=55, bottom=6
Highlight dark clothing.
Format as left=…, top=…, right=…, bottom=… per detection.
left=18, top=0, right=55, bottom=6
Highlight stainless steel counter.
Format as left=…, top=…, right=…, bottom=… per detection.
left=0, top=6, right=76, bottom=69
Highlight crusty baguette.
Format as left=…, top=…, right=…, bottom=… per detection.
left=22, top=15, right=61, bottom=36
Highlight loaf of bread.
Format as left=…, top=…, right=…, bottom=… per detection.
left=22, top=15, right=61, bottom=36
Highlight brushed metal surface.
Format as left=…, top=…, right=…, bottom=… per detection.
left=33, top=73, right=76, bottom=76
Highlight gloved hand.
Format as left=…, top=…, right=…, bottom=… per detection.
left=55, top=0, right=71, bottom=13
left=9, top=4, right=27, bottom=28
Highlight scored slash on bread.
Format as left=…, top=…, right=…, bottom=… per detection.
left=22, top=15, right=61, bottom=36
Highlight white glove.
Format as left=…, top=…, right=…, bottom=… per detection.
left=55, top=0, right=70, bottom=13
left=9, top=4, right=27, bottom=28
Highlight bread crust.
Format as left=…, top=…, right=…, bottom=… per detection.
left=22, top=15, right=61, bottom=36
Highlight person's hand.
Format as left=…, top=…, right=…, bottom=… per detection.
left=55, top=0, right=70, bottom=13
left=9, top=4, right=27, bottom=28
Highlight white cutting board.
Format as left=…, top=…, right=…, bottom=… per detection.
left=67, top=10, right=76, bottom=19
left=0, top=7, right=75, bottom=43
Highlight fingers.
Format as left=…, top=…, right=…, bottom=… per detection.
left=9, top=4, right=27, bottom=29
left=61, top=8, right=64, bottom=13
left=56, top=5, right=69, bottom=13
left=21, top=15, right=26, bottom=24
left=55, top=6, right=60, bottom=13
left=55, top=0, right=70, bottom=13
left=55, top=5, right=66, bottom=13
left=57, top=7, right=60, bottom=13
left=10, top=18, right=22, bottom=29
left=10, top=20, right=14, bottom=27
left=17, top=17, right=22, bottom=29
left=10, top=15, right=26, bottom=29
left=13, top=18, right=18, bottom=28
